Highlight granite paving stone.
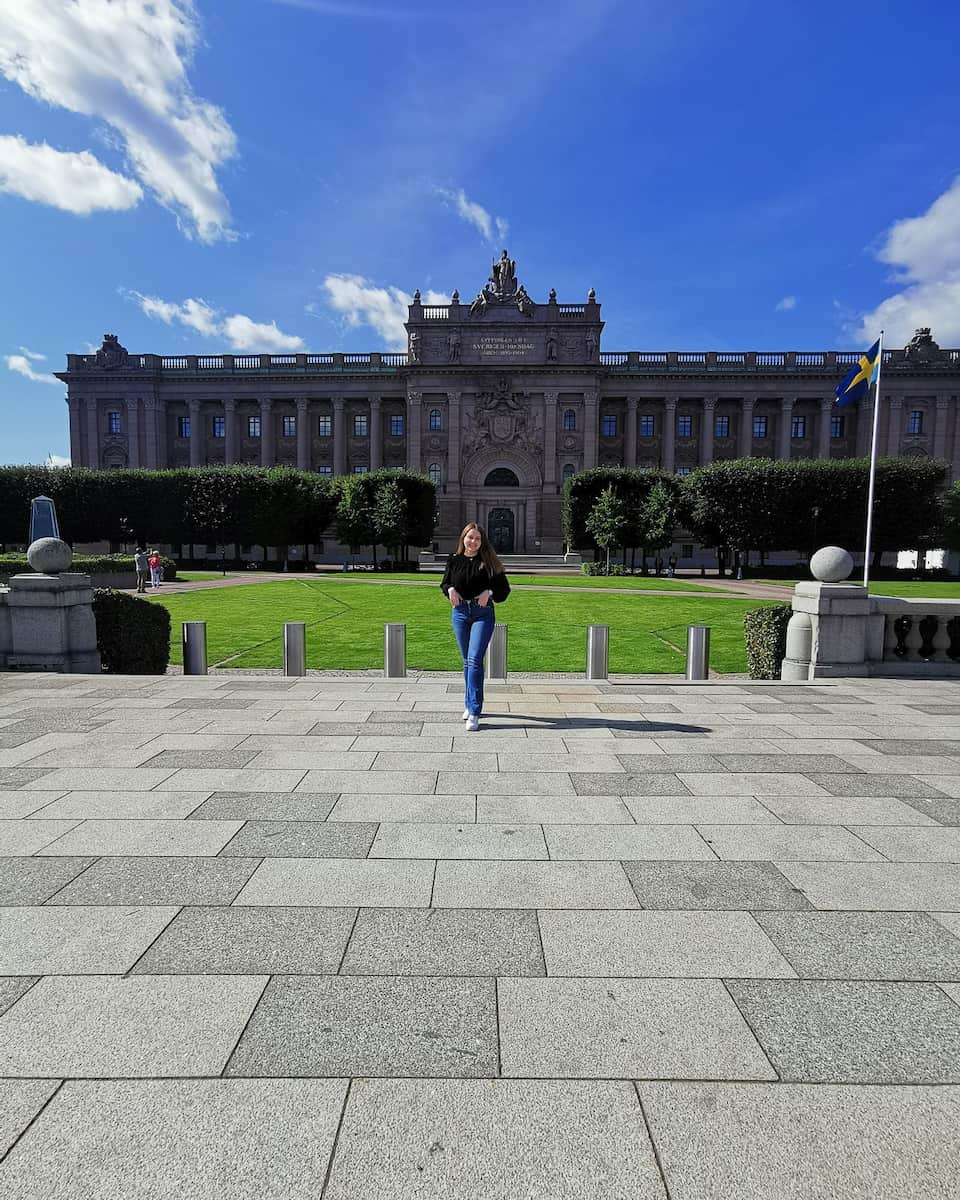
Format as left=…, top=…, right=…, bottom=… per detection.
left=0, top=769, right=58, bottom=789
left=727, top=978, right=960, bottom=1082
left=623, top=795, right=782, bottom=824
left=340, top=908, right=545, bottom=977
left=131, top=906, right=356, bottom=975
left=437, top=771, right=574, bottom=796
left=47, top=856, right=261, bottom=906
left=153, top=768, right=309, bottom=793
left=622, top=861, right=813, bottom=910
left=895, top=793, right=960, bottom=826
left=571, top=773, right=692, bottom=797
left=171, top=698, right=258, bottom=709
left=477, top=795, right=634, bottom=824
left=847, top=825, right=960, bottom=862
left=0, top=856, right=97, bottom=904
left=754, top=911, right=960, bottom=981
left=432, top=861, right=638, bottom=909
left=0, top=905, right=178, bottom=974
left=186, top=791, right=338, bottom=821
left=233, top=857, right=434, bottom=907
left=855, top=738, right=960, bottom=756
left=755, top=793, right=940, bottom=825
left=776, top=861, right=960, bottom=910
left=637, top=1081, right=960, bottom=1200
left=37, top=818, right=243, bottom=857
left=678, top=773, right=832, bottom=796
left=0, top=791, right=68, bottom=818
left=0, top=1079, right=349, bottom=1200
left=28, top=791, right=213, bottom=820
left=933, top=912, right=960, bottom=940
left=307, top=722, right=419, bottom=736
left=615, top=754, right=725, bottom=773
left=226, top=975, right=498, bottom=1078
left=218, top=820, right=378, bottom=858
left=0, top=820, right=82, bottom=855
left=538, top=910, right=795, bottom=978
left=543, top=824, right=716, bottom=861
left=328, top=794, right=476, bottom=822
left=370, top=822, right=547, bottom=860
left=499, top=978, right=776, bottom=1080
left=695, top=825, right=883, bottom=862
left=370, top=752, right=499, bottom=772
left=0, top=1079, right=59, bottom=1160
left=0, top=974, right=267, bottom=1077
left=494, top=752, right=627, bottom=773
left=0, top=977, right=38, bottom=1019
left=323, top=1078, right=667, bottom=1200
left=944, top=984, right=960, bottom=1009
left=137, top=749, right=262, bottom=770
left=803, top=773, right=951, bottom=798
left=712, top=754, right=865, bottom=773
left=297, top=770, right=437, bottom=794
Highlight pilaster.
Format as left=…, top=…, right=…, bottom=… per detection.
left=85, top=398, right=99, bottom=468
left=67, top=398, right=83, bottom=468
left=260, top=398, right=275, bottom=467
left=661, top=398, right=677, bottom=473
left=583, top=391, right=598, bottom=470
left=406, top=390, right=422, bottom=471
left=818, top=397, right=833, bottom=459
left=778, top=397, right=794, bottom=461
left=544, top=391, right=558, bottom=483
left=126, top=397, right=140, bottom=468
left=625, top=397, right=638, bottom=469
left=886, top=396, right=903, bottom=458
left=738, top=397, right=755, bottom=459
left=700, top=397, right=717, bottom=465
left=189, top=398, right=203, bottom=467
left=445, top=392, right=460, bottom=491
left=933, top=396, right=950, bottom=461
left=333, top=397, right=346, bottom=475
left=224, top=398, right=237, bottom=465
left=296, top=397, right=310, bottom=470
left=369, top=396, right=382, bottom=471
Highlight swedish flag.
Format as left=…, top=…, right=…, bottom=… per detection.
left=835, top=338, right=880, bottom=407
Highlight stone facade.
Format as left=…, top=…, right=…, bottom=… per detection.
left=57, top=266, right=960, bottom=556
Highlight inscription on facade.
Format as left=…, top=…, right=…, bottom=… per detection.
left=472, top=335, right=536, bottom=358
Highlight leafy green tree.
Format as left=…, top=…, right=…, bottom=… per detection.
left=641, top=480, right=678, bottom=568
left=586, top=486, right=629, bottom=569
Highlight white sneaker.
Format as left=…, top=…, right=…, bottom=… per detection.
left=466, top=715, right=479, bottom=732
left=462, top=709, right=470, bottom=722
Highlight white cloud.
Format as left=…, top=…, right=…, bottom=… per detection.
left=854, top=176, right=960, bottom=346
left=0, top=135, right=142, bottom=215
left=436, top=187, right=509, bottom=246
left=46, top=454, right=71, bottom=468
left=5, top=353, right=61, bottom=386
left=320, top=273, right=448, bottom=348
left=774, top=295, right=797, bottom=312
left=127, top=290, right=304, bottom=351
left=0, top=1, right=237, bottom=242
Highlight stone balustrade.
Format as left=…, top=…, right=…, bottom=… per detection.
left=870, top=597, right=960, bottom=675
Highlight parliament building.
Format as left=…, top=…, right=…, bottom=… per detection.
left=58, top=253, right=960, bottom=559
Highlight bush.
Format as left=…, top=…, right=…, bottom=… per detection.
left=743, top=605, right=792, bottom=680
left=0, top=552, right=177, bottom=582
left=581, top=562, right=630, bottom=577
left=92, top=589, right=171, bottom=674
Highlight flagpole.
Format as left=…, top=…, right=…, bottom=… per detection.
left=861, top=330, right=884, bottom=588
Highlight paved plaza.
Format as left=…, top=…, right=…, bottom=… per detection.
left=0, top=670, right=959, bottom=1197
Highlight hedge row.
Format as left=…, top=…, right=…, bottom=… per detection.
left=0, top=553, right=178, bottom=581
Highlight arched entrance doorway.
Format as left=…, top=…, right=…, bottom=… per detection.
left=488, top=507, right=515, bottom=553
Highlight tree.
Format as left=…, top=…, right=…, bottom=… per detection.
left=585, top=486, right=629, bottom=569
left=641, top=480, right=678, bottom=568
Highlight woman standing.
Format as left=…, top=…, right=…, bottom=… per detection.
left=440, top=523, right=511, bottom=731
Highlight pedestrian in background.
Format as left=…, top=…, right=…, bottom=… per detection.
left=148, top=549, right=162, bottom=589
left=134, top=547, right=149, bottom=594
left=441, top=523, right=511, bottom=732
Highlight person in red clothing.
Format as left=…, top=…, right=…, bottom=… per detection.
left=147, top=550, right=163, bottom=590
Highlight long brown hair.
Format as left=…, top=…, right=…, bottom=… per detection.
left=456, top=523, right=504, bottom=576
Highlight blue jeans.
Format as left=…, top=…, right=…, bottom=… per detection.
left=451, top=600, right=496, bottom=717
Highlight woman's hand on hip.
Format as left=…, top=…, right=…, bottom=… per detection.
left=448, top=587, right=462, bottom=607
left=477, top=590, right=491, bottom=607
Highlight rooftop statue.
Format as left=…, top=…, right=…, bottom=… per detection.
left=491, top=250, right=517, bottom=297
left=469, top=250, right=533, bottom=317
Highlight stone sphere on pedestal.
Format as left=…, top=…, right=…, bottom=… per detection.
left=810, top=545, right=854, bottom=583
left=26, top=537, right=73, bottom=575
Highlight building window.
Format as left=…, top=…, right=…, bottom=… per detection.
left=390, top=414, right=404, bottom=436
left=639, top=415, right=655, bottom=437
left=681, top=543, right=694, bottom=558
left=354, top=414, right=368, bottom=437
left=907, top=410, right=923, bottom=435
left=791, top=415, right=806, bottom=439
left=212, top=416, right=225, bottom=438
left=317, top=465, right=333, bottom=475
left=318, top=414, right=331, bottom=437
left=107, top=411, right=121, bottom=434
left=177, top=416, right=190, bottom=439
left=205, top=543, right=217, bottom=555
left=428, top=463, right=441, bottom=485
left=429, top=408, right=442, bottom=431
left=563, top=409, right=577, bottom=431
left=831, top=414, right=845, bottom=439
left=714, top=414, right=729, bottom=438
left=353, top=464, right=368, bottom=474
left=282, top=415, right=296, bottom=437
left=753, top=415, right=768, bottom=438
left=562, top=463, right=576, bottom=482
left=601, top=414, right=617, bottom=437
left=675, top=465, right=692, bottom=476
left=677, top=414, right=692, bottom=438
left=247, top=415, right=261, bottom=438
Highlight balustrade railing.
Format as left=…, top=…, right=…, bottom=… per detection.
left=421, top=307, right=449, bottom=320
left=599, top=352, right=627, bottom=365
left=198, top=356, right=223, bottom=369
left=235, top=355, right=259, bottom=368
left=872, top=598, right=960, bottom=670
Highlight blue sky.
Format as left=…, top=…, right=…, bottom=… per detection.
left=2, top=0, right=959, bottom=465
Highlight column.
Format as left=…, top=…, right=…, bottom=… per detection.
left=446, top=391, right=460, bottom=490
left=661, top=398, right=677, bottom=473
left=543, top=391, right=558, bottom=485
left=224, top=398, right=237, bottom=465
left=933, top=396, right=950, bottom=461
left=142, top=398, right=159, bottom=468
left=700, top=397, right=717, bottom=465
left=583, top=391, right=598, bottom=469
left=296, top=397, right=310, bottom=470
left=156, top=400, right=168, bottom=468
left=333, top=397, right=346, bottom=474
left=86, top=397, right=99, bottom=467
left=738, top=397, right=755, bottom=458
left=887, top=396, right=902, bottom=458
left=369, top=396, right=382, bottom=471
left=189, top=399, right=203, bottom=466
left=260, top=398, right=274, bottom=466
left=67, top=398, right=83, bottom=468
left=818, top=397, right=833, bottom=459
left=625, top=397, right=638, bottom=468
left=855, top=399, right=873, bottom=457
left=126, top=397, right=140, bottom=468
left=406, top=390, right=422, bottom=471
left=778, top=397, right=794, bottom=461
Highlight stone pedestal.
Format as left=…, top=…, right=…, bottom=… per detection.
left=1, top=573, right=101, bottom=673
left=781, top=581, right=870, bottom=681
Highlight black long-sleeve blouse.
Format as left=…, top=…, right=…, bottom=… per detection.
left=440, top=554, right=511, bottom=602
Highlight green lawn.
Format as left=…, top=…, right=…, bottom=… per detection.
left=311, top=572, right=726, bottom=592
left=147, top=579, right=783, bottom=673
left=176, top=571, right=241, bottom=582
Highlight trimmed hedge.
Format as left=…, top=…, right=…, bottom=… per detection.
left=581, top=562, right=630, bottom=576
left=743, top=605, right=792, bottom=680
left=0, top=552, right=178, bottom=582
left=92, top=589, right=171, bottom=674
